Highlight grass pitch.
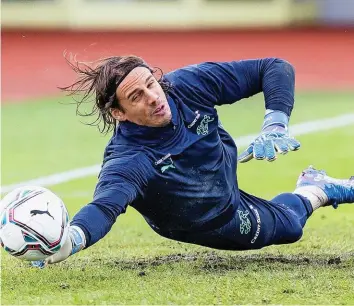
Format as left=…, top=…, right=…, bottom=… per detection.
left=1, top=91, right=354, bottom=305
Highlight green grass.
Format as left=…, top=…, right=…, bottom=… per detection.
left=1, top=91, right=354, bottom=305
left=2, top=91, right=353, bottom=184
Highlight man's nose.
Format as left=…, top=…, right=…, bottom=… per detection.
left=145, top=89, right=159, bottom=105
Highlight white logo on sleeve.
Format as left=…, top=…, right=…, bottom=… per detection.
left=187, top=110, right=200, bottom=128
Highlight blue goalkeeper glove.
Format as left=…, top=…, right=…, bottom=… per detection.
left=31, top=225, right=86, bottom=268
left=238, top=110, right=301, bottom=163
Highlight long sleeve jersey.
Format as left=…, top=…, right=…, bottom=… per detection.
left=71, top=58, right=295, bottom=247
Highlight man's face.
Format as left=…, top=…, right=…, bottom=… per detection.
left=113, top=67, right=172, bottom=127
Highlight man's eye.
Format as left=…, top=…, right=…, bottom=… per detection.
left=132, top=93, right=141, bottom=101
left=147, top=82, right=154, bottom=88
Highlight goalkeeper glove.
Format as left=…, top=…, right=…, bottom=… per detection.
left=238, top=110, right=300, bottom=163
left=31, top=225, right=86, bottom=268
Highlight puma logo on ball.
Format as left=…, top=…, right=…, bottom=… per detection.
left=30, top=202, right=54, bottom=220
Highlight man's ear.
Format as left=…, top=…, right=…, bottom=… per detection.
left=111, top=108, right=126, bottom=122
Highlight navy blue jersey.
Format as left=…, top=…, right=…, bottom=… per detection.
left=71, top=58, right=295, bottom=247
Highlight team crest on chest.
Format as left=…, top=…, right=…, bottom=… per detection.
left=196, top=115, right=214, bottom=136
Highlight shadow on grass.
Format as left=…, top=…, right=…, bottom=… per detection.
left=94, top=251, right=354, bottom=272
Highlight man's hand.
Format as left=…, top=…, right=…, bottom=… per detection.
left=32, top=225, right=86, bottom=268
left=238, top=110, right=300, bottom=163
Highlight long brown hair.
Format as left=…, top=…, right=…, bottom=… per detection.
left=59, top=54, right=172, bottom=134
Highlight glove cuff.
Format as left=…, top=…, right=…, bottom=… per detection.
left=262, top=110, right=289, bottom=130
left=69, top=226, right=86, bottom=255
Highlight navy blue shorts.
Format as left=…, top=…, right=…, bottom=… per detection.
left=156, top=190, right=313, bottom=251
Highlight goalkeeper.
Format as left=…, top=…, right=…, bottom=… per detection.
left=34, top=56, right=354, bottom=266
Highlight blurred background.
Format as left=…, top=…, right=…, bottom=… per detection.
left=2, top=0, right=354, bottom=102
left=1, top=0, right=353, bottom=188
left=2, top=3, right=354, bottom=304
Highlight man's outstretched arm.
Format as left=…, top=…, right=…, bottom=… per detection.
left=230, top=59, right=300, bottom=162
left=168, top=58, right=300, bottom=162
left=170, top=58, right=295, bottom=112
left=32, top=192, right=129, bottom=267
left=180, top=58, right=300, bottom=162
left=32, top=155, right=149, bottom=267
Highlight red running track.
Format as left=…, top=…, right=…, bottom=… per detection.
left=2, top=29, right=354, bottom=102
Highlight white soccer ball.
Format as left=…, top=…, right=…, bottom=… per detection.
left=0, top=186, right=69, bottom=261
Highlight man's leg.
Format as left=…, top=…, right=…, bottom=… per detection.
left=154, top=166, right=354, bottom=251
left=153, top=192, right=311, bottom=251
left=233, top=165, right=354, bottom=249
left=293, top=166, right=354, bottom=210
left=234, top=166, right=354, bottom=249
left=230, top=190, right=311, bottom=248
left=271, top=193, right=312, bottom=229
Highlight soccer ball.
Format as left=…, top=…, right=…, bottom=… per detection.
left=0, top=186, right=69, bottom=261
